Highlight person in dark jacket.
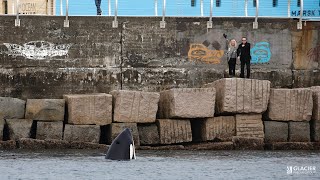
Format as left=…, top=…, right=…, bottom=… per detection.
left=237, top=37, right=251, bottom=78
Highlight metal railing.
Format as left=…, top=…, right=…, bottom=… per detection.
left=6, top=0, right=319, bottom=28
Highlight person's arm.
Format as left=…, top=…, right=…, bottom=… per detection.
left=237, top=45, right=241, bottom=57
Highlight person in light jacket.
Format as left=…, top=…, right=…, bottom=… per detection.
left=226, top=39, right=237, bottom=77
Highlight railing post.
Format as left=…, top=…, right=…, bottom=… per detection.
left=160, top=0, right=166, bottom=28
left=297, top=0, right=303, bottom=29
left=207, top=0, right=213, bottom=29
left=60, top=0, right=63, bottom=15
left=15, top=0, right=20, bottom=27
left=64, top=0, right=69, bottom=27
left=245, top=0, right=248, bottom=17
left=108, top=0, right=111, bottom=16
left=287, top=0, right=291, bottom=17
left=112, top=0, right=118, bottom=28
left=253, top=0, right=259, bottom=29
left=155, top=0, right=158, bottom=16
left=200, top=0, right=203, bottom=16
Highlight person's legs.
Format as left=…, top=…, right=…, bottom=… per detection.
left=228, top=60, right=233, bottom=76
left=240, top=60, right=245, bottom=78
left=95, top=0, right=102, bottom=15
left=246, top=60, right=251, bottom=78
left=231, top=58, right=236, bottom=76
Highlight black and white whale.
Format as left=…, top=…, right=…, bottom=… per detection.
left=105, top=128, right=136, bottom=160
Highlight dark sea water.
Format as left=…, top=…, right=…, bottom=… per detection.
left=0, top=150, right=319, bottom=180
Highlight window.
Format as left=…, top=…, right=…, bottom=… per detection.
left=297, top=0, right=301, bottom=7
left=191, top=0, right=196, bottom=7
left=253, top=0, right=257, bottom=7
left=273, top=0, right=278, bottom=7
left=216, top=0, right=221, bottom=7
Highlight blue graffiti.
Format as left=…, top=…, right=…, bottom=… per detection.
left=250, top=42, right=271, bottom=64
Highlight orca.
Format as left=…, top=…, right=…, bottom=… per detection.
left=105, top=128, right=136, bottom=160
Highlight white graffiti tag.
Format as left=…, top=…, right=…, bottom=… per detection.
left=3, top=41, right=72, bottom=60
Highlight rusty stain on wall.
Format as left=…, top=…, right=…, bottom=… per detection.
left=307, top=44, right=320, bottom=67
left=188, top=44, right=224, bottom=64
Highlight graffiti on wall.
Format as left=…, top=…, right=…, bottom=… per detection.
left=188, top=43, right=224, bottom=64
left=250, top=42, right=272, bottom=64
left=2, top=41, right=72, bottom=60
left=307, top=44, right=320, bottom=64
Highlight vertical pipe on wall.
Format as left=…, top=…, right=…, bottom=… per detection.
left=160, top=0, right=166, bottom=28
left=112, top=0, right=118, bottom=28
left=155, top=0, right=158, bottom=16
left=253, top=0, right=259, bottom=29
left=60, top=0, right=63, bottom=15
left=15, top=0, right=20, bottom=26
left=297, top=0, right=303, bottom=29
left=200, top=0, right=203, bottom=16
left=108, top=0, right=111, bottom=16
left=207, top=0, right=213, bottom=28
left=64, top=0, right=69, bottom=27
left=287, top=0, right=291, bottom=17
left=245, top=0, right=248, bottom=17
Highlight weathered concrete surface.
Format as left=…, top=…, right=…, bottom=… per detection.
left=111, top=90, right=160, bottom=123
left=235, top=114, right=264, bottom=138
left=201, top=116, right=235, bottom=141
left=268, top=88, right=313, bottom=121
left=265, top=142, right=314, bottom=150
left=0, top=97, right=26, bottom=119
left=312, top=86, right=320, bottom=121
left=63, top=124, right=100, bottom=143
left=232, top=136, right=264, bottom=150
left=5, top=119, right=33, bottom=140
left=251, top=69, right=293, bottom=88
left=0, top=140, right=16, bottom=150
left=204, top=78, right=270, bottom=114
left=264, top=121, right=288, bottom=143
left=64, top=93, right=112, bottom=125
left=107, top=123, right=140, bottom=146
left=36, top=121, right=63, bottom=140
left=293, top=70, right=320, bottom=88
left=184, top=142, right=234, bottom=150
left=157, top=119, right=192, bottom=144
left=158, top=88, right=215, bottom=118
left=0, top=118, right=4, bottom=140
left=288, top=121, right=310, bottom=142
left=139, top=145, right=185, bottom=150
left=138, top=124, right=159, bottom=145
left=25, top=99, right=65, bottom=121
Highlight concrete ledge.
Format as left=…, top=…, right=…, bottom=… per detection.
left=184, top=142, right=234, bottom=150
left=0, top=140, right=16, bottom=150
left=232, top=136, right=264, bottom=150
left=138, top=145, right=185, bottom=150
left=265, top=142, right=315, bottom=150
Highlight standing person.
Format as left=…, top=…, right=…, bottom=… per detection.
left=237, top=37, right=251, bottom=78
left=95, top=0, right=102, bottom=15
left=226, top=39, right=237, bottom=77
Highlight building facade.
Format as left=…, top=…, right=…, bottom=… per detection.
left=0, top=0, right=55, bottom=15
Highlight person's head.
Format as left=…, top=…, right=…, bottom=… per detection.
left=241, top=37, right=247, bottom=44
left=229, top=39, right=237, bottom=47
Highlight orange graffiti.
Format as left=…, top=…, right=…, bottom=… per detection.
left=307, top=44, right=320, bottom=63
left=188, top=44, right=224, bottom=64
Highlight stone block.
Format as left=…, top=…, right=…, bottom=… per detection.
left=311, top=86, right=320, bottom=121
left=157, top=119, right=192, bottom=144
left=235, top=114, right=264, bottom=138
left=36, top=121, right=64, bottom=140
left=111, top=90, right=160, bottom=123
left=311, top=120, right=320, bottom=142
left=63, top=124, right=100, bottom=143
left=289, top=121, right=310, bottom=142
left=204, top=78, right=270, bottom=114
left=268, top=88, right=313, bottom=121
left=232, top=136, right=264, bottom=150
left=158, top=88, right=215, bottom=118
left=264, top=121, right=288, bottom=142
left=17, top=138, right=46, bottom=149
left=108, top=123, right=140, bottom=146
left=201, top=116, right=235, bottom=141
left=0, top=97, right=26, bottom=119
left=0, top=118, right=4, bottom=141
left=6, top=119, right=33, bottom=140
left=138, top=123, right=159, bottom=145
left=64, top=93, right=112, bottom=125
left=25, top=99, right=65, bottom=121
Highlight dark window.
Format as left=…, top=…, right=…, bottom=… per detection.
left=297, top=0, right=301, bottom=7
left=253, top=0, right=256, bottom=7
left=273, top=0, right=278, bottom=7
left=191, top=0, right=196, bottom=7
left=216, top=0, right=221, bottom=7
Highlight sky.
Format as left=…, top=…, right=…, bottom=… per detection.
left=55, top=0, right=320, bottom=18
